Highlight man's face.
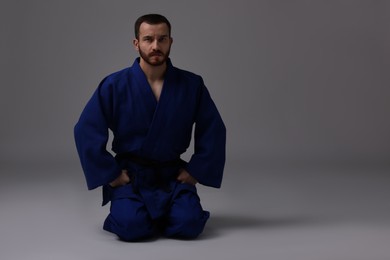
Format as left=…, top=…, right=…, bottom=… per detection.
left=134, top=22, right=172, bottom=67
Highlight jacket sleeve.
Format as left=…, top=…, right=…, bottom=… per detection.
left=186, top=82, right=226, bottom=188
left=74, top=78, right=120, bottom=190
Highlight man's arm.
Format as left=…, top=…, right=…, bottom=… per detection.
left=185, top=82, right=226, bottom=188
left=74, top=78, right=121, bottom=190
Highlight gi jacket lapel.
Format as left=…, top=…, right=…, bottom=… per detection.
left=131, top=59, right=158, bottom=120
left=140, top=60, right=177, bottom=160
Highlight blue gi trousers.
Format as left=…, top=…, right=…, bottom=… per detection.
left=102, top=181, right=209, bottom=241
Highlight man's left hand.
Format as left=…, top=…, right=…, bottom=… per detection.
left=177, top=169, right=198, bottom=185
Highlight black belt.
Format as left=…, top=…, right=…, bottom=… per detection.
left=114, top=152, right=186, bottom=195
left=115, top=152, right=185, bottom=168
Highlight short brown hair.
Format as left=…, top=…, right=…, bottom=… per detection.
left=134, top=14, right=171, bottom=39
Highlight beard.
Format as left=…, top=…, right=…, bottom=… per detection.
left=139, top=47, right=171, bottom=67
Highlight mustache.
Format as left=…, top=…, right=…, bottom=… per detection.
left=149, top=51, right=164, bottom=56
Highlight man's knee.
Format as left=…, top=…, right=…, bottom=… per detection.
left=104, top=212, right=155, bottom=241
left=166, top=210, right=210, bottom=239
left=164, top=188, right=210, bottom=239
left=104, top=199, right=155, bottom=241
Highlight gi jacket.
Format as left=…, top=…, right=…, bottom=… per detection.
left=74, top=58, right=226, bottom=191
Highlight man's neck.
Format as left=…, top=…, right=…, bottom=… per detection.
left=139, top=58, right=167, bottom=82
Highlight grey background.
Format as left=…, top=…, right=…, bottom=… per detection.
left=1, top=0, right=390, bottom=259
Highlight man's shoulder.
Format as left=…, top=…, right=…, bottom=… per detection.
left=173, top=66, right=203, bottom=84
left=95, top=67, right=132, bottom=95
left=174, top=65, right=200, bottom=78
left=104, top=67, right=131, bottom=83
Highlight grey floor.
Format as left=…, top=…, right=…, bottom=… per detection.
left=1, top=161, right=390, bottom=260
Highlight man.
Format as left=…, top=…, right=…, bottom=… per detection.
left=74, top=14, right=226, bottom=241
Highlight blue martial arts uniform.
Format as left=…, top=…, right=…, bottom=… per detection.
left=74, top=58, right=226, bottom=241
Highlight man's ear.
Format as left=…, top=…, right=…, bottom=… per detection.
left=133, top=39, right=139, bottom=51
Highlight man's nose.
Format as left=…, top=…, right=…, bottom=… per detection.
left=152, top=39, right=160, bottom=50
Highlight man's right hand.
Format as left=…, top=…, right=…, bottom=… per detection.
left=109, top=169, right=130, bottom=188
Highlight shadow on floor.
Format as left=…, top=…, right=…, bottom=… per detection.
left=201, top=214, right=322, bottom=239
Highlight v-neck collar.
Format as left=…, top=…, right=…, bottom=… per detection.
left=130, top=58, right=177, bottom=159
left=131, top=58, right=173, bottom=105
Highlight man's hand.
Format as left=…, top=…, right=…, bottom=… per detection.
left=109, top=169, right=130, bottom=188
left=177, top=168, right=198, bottom=185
